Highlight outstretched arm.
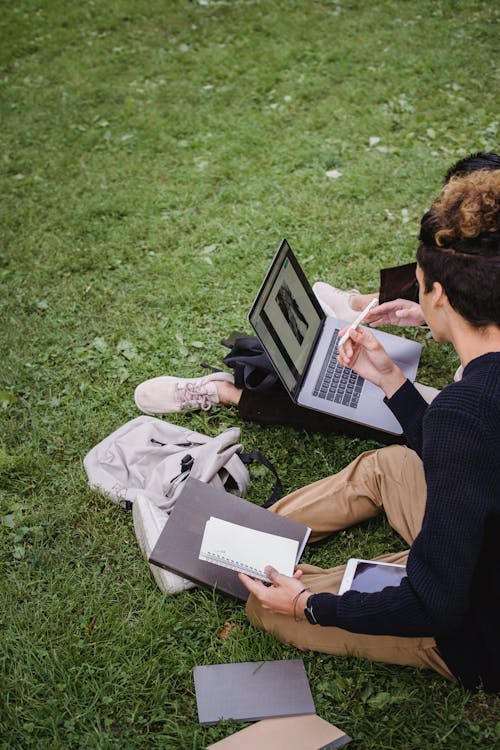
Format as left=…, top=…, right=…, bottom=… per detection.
left=364, top=298, right=426, bottom=328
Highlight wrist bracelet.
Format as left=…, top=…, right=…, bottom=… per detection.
left=292, top=588, right=309, bottom=622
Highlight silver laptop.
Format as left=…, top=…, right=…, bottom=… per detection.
left=249, top=239, right=422, bottom=435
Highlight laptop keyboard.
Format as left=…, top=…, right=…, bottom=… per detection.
left=313, top=328, right=364, bottom=409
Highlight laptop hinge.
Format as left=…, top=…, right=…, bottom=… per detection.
left=293, top=317, right=326, bottom=400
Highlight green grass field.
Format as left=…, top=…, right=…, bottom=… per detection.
left=1, top=1, right=499, bottom=747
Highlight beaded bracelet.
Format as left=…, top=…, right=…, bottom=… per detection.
left=292, top=587, right=310, bottom=622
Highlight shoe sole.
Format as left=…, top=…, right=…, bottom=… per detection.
left=132, top=495, right=195, bottom=594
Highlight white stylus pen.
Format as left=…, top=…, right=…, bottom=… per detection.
left=338, top=297, right=378, bottom=347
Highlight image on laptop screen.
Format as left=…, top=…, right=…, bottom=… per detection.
left=250, top=243, right=323, bottom=394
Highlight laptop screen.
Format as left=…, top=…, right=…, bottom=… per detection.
left=249, top=239, right=324, bottom=396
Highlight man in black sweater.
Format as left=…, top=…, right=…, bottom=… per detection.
left=239, top=170, right=500, bottom=692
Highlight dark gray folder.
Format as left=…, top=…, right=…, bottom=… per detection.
left=194, top=659, right=315, bottom=724
left=148, top=478, right=310, bottom=600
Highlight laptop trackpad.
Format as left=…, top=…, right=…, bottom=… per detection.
left=298, top=318, right=421, bottom=434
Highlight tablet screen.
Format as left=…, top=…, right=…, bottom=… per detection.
left=350, top=561, right=406, bottom=593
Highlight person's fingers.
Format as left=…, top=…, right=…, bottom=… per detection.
left=349, top=327, right=373, bottom=347
left=338, top=338, right=354, bottom=360
left=337, top=345, right=352, bottom=367
left=238, top=572, right=264, bottom=594
left=237, top=572, right=254, bottom=590
left=264, top=565, right=282, bottom=584
left=365, top=307, right=385, bottom=322
left=395, top=306, right=419, bottom=321
left=368, top=300, right=396, bottom=315
left=293, top=569, right=303, bottom=580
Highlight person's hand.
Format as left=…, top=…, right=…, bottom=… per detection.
left=238, top=566, right=308, bottom=617
left=338, top=326, right=406, bottom=398
left=364, top=299, right=425, bottom=328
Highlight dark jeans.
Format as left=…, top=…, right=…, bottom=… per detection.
left=237, top=387, right=406, bottom=445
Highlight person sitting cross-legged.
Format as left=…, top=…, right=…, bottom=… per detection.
left=238, top=169, right=500, bottom=692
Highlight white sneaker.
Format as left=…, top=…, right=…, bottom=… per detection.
left=132, top=494, right=195, bottom=594
left=313, top=282, right=366, bottom=324
left=134, top=371, right=235, bottom=415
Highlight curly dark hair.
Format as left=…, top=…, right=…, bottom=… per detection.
left=417, top=170, right=500, bottom=327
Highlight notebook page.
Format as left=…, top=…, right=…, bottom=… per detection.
left=199, top=517, right=299, bottom=581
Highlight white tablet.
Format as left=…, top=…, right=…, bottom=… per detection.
left=338, top=558, right=407, bottom=595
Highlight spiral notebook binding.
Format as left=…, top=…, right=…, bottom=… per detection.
left=202, top=551, right=266, bottom=579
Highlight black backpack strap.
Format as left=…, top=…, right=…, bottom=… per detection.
left=118, top=499, right=133, bottom=511
left=238, top=450, right=282, bottom=508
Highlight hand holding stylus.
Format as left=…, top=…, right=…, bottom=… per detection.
left=338, top=324, right=406, bottom=398
left=338, top=298, right=378, bottom=347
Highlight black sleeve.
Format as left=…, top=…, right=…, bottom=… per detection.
left=308, top=405, right=494, bottom=638
left=384, top=379, right=429, bottom=456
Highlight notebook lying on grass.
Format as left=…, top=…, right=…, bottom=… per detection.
left=207, top=714, right=352, bottom=749
left=199, top=517, right=299, bottom=581
left=149, top=478, right=310, bottom=601
left=194, top=659, right=315, bottom=724
left=249, top=238, right=422, bottom=435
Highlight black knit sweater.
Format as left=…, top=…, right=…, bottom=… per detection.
left=309, top=352, right=500, bottom=692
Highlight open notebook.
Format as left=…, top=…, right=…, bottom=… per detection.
left=199, top=517, right=299, bottom=581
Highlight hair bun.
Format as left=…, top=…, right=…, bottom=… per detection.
left=425, top=171, right=500, bottom=258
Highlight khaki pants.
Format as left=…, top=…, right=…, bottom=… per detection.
left=246, top=445, right=454, bottom=681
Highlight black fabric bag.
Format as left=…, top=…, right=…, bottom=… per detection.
left=221, top=335, right=281, bottom=392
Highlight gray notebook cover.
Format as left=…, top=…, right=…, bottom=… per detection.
left=149, top=478, right=310, bottom=601
left=193, top=659, right=315, bottom=724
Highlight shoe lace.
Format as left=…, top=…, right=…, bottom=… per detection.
left=176, top=381, right=215, bottom=411
left=334, top=288, right=359, bottom=297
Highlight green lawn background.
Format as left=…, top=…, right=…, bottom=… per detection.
left=1, top=1, right=499, bottom=748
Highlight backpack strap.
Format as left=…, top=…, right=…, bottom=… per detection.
left=238, top=450, right=282, bottom=508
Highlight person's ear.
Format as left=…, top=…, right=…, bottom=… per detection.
left=431, top=281, right=447, bottom=308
